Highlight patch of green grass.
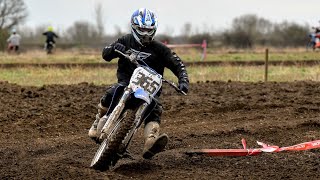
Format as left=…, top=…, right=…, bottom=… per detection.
left=1, top=49, right=320, bottom=64
left=0, top=67, right=116, bottom=86
left=201, top=52, right=320, bottom=62
left=0, top=51, right=106, bottom=64
left=176, top=48, right=320, bottom=62
left=1, top=66, right=320, bottom=86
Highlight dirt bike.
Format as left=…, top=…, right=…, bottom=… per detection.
left=306, top=33, right=320, bottom=51
left=45, top=41, right=55, bottom=54
left=90, top=49, right=186, bottom=171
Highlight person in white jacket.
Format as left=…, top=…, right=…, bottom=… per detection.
left=7, top=29, right=21, bottom=53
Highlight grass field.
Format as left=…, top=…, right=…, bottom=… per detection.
left=0, top=48, right=320, bottom=64
left=0, top=49, right=320, bottom=86
left=0, top=50, right=103, bottom=64
left=1, top=66, right=320, bottom=86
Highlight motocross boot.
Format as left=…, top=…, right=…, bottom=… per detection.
left=88, top=103, right=108, bottom=140
left=142, top=121, right=169, bottom=159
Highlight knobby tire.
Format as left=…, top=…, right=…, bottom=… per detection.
left=90, top=109, right=136, bottom=171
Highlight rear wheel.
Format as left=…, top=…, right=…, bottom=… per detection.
left=90, top=109, right=137, bottom=171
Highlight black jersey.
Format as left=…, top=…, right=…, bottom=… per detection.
left=43, top=31, right=58, bottom=43
left=102, top=34, right=189, bottom=87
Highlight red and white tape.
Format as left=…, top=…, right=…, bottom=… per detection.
left=186, top=139, right=320, bottom=157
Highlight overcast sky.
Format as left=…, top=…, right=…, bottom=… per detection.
left=24, top=0, right=320, bottom=35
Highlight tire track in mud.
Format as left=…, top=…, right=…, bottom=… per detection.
left=0, top=81, right=320, bottom=179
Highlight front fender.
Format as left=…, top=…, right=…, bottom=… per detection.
left=134, top=88, right=151, bottom=104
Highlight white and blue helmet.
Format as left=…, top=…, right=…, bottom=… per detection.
left=131, top=8, right=158, bottom=45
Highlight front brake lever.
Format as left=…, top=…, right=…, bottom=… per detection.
left=114, top=49, right=138, bottom=66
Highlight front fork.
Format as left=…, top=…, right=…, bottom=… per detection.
left=100, top=88, right=131, bottom=138
left=121, top=102, right=149, bottom=148
left=99, top=87, right=150, bottom=142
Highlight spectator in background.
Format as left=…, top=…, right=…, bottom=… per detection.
left=312, top=27, right=320, bottom=34
left=42, top=26, right=59, bottom=50
left=7, top=29, right=21, bottom=53
left=309, top=21, right=320, bottom=49
left=311, top=20, right=320, bottom=34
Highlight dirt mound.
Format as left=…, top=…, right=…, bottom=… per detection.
left=0, top=81, right=319, bottom=179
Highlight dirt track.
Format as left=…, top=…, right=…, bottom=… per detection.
left=0, top=81, right=319, bottom=179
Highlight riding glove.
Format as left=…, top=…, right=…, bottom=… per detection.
left=113, top=43, right=126, bottom=53
left=178, top=81, right=189, bottom=94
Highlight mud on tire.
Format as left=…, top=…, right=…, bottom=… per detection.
left=90, top=109, right=136, bottom=171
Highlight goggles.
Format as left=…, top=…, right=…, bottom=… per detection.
left=134, top=25, right=155, bottom=36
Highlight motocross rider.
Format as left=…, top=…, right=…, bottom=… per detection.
left=312, top=21, right=320, bottom=33
left=42, top=26, right=59, bottom=49
left=7, top=29, right=21, bottom=53
left=88, top=8, right=189, bottom=159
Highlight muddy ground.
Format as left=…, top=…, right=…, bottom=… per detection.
left=0, top=81, right=319, bottom=179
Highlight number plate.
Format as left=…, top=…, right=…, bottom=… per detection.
left=129, top=67, right=162, bottom=97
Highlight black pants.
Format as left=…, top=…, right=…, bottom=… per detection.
left=100, top=83, right=163, bottom=125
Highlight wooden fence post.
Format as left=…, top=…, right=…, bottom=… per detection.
left=264, top=48, right=269, bottom=82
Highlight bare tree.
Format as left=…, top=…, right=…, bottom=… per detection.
left=94, top=2, right=105, bottom=38
left=67, top=21, right=99, bottom=46
left=114, top=25, right=122, bottom=37
left=0, top=0, right=28, bottom=29
left=224, top=14, right=273, bottom=48
left=163, top=25, right=174, bottom=35
left=0, top=0, right=28, bottom=50
left=181, top=22, right=192, bottom=37
left=270, top=22, right=309, bottom=47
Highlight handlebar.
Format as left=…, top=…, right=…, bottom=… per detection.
left=114, top=49, right=187, bottom=96
left=115, top=49, right=139, bottom=66
left=162, top=79, right=187, bottom=95
left=114, top=49, right=128, bottom=58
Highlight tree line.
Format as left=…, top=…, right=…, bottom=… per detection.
left=0, top=0, right=313, bottom=51
left=183, top=14, right=310, bottom=48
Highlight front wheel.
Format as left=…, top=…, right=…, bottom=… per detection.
left=47, top=46, right=53, bottom=54
left=90, top=109, right=137, bottom=171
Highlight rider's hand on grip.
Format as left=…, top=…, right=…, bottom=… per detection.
left=113, top=43, right=126, bottom=53
left=178, top=81, right=189, bottom=94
